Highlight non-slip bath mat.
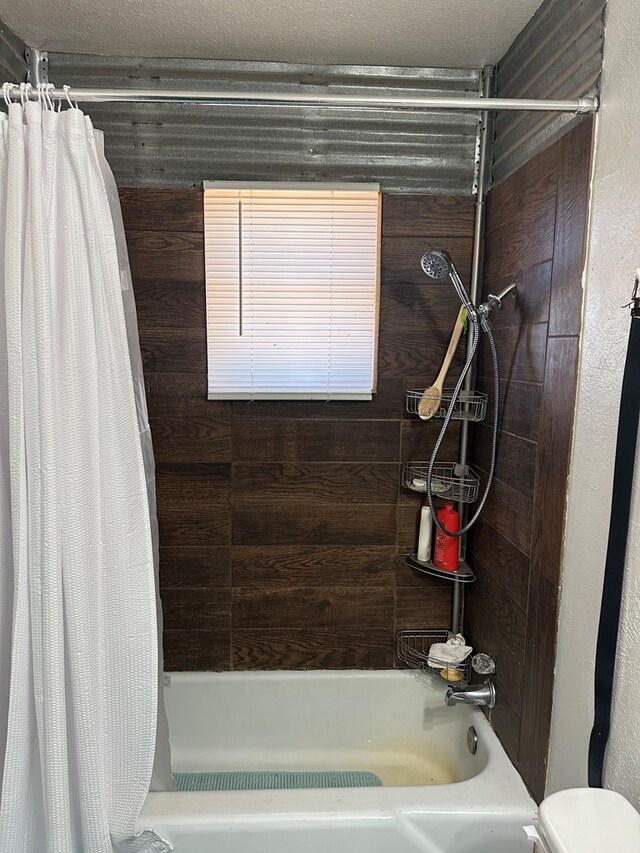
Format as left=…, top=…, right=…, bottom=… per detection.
left=175, top=770, right=383, bottom=791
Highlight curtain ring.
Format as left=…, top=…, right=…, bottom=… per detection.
left=19, top=82, right=33, bottom=106
left=45, top=83, right=55, bottom=111
left=37, top=83, right=44, bottom=108
left=62, top=85, right=76, bottom=109
left=2, top=82, right=12, bottom=108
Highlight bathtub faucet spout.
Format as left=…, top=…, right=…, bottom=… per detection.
left=445, top=680, right=496, bottom=709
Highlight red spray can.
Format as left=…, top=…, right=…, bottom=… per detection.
left=433, top=502, right=460, bottom=571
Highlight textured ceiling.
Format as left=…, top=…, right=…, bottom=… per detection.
left=2, top=0, right=542, bottom=66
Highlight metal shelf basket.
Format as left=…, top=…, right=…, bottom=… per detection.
left=396, top=630, right=471, bottom=686
left=402, top=461, right=480, bottom=504
left=397, top=553, right=476, bottom=583
left=405, top=389, right=487, bottom=422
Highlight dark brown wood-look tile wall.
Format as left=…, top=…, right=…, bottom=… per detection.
left=467, top=118, right=593, bottom=802
left=122, top=188, right=475, bottom=674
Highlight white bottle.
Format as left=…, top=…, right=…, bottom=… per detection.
left=417, top=506, right=432, bottom=563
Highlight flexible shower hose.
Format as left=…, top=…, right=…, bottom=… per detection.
left=426, top=314, right=500, bottom=538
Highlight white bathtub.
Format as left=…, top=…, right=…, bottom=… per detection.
left=140, top=671, right=536, bottom=852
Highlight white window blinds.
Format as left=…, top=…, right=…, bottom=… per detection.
left=203, top=182, right=381, bottom=400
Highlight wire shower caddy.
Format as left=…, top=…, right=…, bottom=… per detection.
left=402, top=461, right=480, bottom=504
left=396, top=630, right=472, bottom=685
left=405, top=388, right=488, bottom=422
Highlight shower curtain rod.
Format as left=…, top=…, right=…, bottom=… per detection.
left=9, top=84, right=599, bottom=113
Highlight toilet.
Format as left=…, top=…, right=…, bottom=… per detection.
left=524, top=788, right=640, bottom=852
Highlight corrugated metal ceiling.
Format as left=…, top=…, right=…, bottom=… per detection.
left=48, top=54, right=482, bottom=194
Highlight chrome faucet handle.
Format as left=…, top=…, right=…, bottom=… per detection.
left=472, top=653, right=496, bottom=676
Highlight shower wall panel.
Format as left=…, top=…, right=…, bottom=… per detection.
left=466, top=117, right=593, bottom=801
left=120, top=189, right=476, bottom=673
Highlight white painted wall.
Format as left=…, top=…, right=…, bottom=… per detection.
left=547, top=0, right=640, bottom=807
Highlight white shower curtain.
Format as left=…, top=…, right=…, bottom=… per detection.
left=95, top=127, right=173, bottom=795
left=0, top=100, right=172, bottom=852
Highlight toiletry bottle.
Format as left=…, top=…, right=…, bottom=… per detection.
left=433, top=502, right=460, bottom=571
left=416, top=506, right=432, bottom=563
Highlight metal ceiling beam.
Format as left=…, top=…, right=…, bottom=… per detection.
left=25, top=47, right=48, bottom=85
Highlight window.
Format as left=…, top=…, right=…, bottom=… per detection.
left=203, top=182, right=381, bottom=400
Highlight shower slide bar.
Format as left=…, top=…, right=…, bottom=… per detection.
left=7, top=84, right=599, bottom=113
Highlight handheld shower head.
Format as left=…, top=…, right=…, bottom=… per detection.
left=421, top=248, right=477, bottom=321
left=421, top=250, right=452, bottom=280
